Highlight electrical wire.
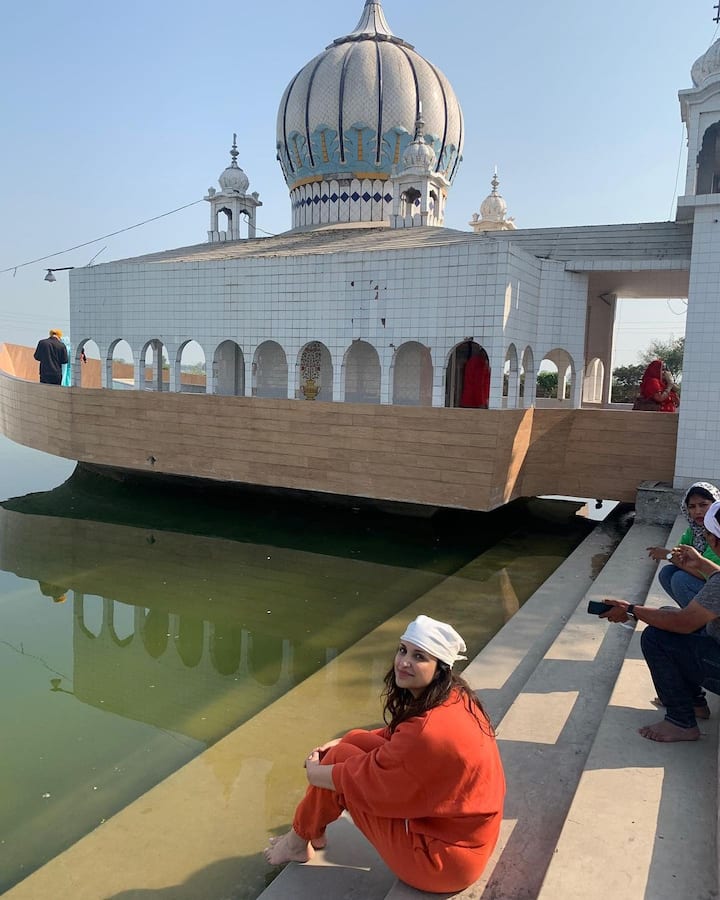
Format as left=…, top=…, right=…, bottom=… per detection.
left=669, top=122, right=686, bottom=220
left=0, top=199, right=205, bottom=276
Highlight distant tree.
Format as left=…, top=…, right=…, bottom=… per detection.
left=181, top=362, right=206, bottom=375
left=536, top=372, right=557, bottom=398
left=611, top=364, right=645, bottom=403
left=535, top=371, right=572, bottom=399
left=639, top=337, right=684, bottom=380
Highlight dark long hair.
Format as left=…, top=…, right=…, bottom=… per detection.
left=382, top=658, right=494, bottom=736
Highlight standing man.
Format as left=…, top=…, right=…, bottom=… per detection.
left=602, top=500, right=720, bottom=742
left=34, top=329, right=68, bottom=385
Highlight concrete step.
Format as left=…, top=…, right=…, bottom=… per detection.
left=258, top=512, right=637, bottom=900
left=381, top=520, right=668, bottom=900
left=537, top=516, right=720, bottom=900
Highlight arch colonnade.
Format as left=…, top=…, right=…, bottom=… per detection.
left=74, top=336, right=595, bottom=409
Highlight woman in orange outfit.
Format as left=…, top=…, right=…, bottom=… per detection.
left=264, top=615, right=505, bottom=893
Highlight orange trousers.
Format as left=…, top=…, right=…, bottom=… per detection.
left=292, top=729, right=492, bottom=893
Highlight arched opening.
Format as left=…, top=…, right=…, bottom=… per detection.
left=218, top=207, right=233, bottom=234
left=298, top=341, right=333, bottom=401
left=176, top=617, right=204, bottom=668
left=343, top=340, right=381, bottom=403
left=248, top=631, right=284, bottom=687
left=445, top=341, right=490, bottom=408
left=213, top=341, right=245, bottom=396
left=697, top=122, right=720, bottom=194
left=79, top=595, right=103, bottom=638
left=503, top=343, right=519, bottom=408
left=391, top=341, right=433, bottom=406
left=537, top=349, right=575, bottom=405
left=75, top=339, right=100, bottom=388
left=142, top=339, right=168, bottom=392
left=142, top=608, right=169, bottom=659
left=177, top=340, right=207, bottom=393
left=108, top=600, right=134, bottom=647
left=582, top=357, right=605, bottom=404
left=253, top=341, right=288, bottom=399
left=108, top=339, right=135, bottom=390
left=211, top=624, right=243, bottom=676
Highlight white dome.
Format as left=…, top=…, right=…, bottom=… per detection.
left=480, top=183, right=507, bottom=221
left=219, top=164, right=249, bottom=194
left=218, top=136, right=250, bottom=194
left=691, top=38, right=720, bottom=87
left=276, top=1, right=463, bottom=192
left=401, top=117, right=437, bottom=173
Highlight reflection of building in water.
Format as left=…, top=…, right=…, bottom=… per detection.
left=0, top=504, right=445, bottom=741
left=72, top=593, right=298, bottom=743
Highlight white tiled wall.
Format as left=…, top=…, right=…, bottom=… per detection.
left=69, top=236, right=591, bottom=409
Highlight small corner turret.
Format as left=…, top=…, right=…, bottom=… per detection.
left=389, top=107, right=450, bottom=229
left=676, top=10, right=720, bottom=220
left=205, top=134, right=262, bottom=241
left=469, top=170, right=516, bottom=232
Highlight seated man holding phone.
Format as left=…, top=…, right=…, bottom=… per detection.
left=600, top=500, right=720, bottom=743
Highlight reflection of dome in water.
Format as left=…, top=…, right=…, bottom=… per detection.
left=276, top=0, right=464, bottom=225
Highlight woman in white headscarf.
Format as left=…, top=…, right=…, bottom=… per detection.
left=264, top=615, right=505, bottom=893
left=647, top=481, right=720, bottom=607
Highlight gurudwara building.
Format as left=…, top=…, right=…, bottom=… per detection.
left=4, top=0, right=720, bottom=507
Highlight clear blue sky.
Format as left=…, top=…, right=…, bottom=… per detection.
left=0, top=0, right=714, bottom=364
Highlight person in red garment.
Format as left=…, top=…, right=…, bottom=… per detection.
left=264, top=615, right=505, bottom=893
left=635, top=359, right=679, bottom=411
left=460, top=348, right=491, bottom=408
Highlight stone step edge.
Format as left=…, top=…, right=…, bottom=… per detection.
left=536, top=514, right=720, bottom=900
left=257, top=513, right=628, bottom=900
left=383, top=518, right=670, bottom=900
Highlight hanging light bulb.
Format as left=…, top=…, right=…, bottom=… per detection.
left=44, top=270, right=56, bottom=282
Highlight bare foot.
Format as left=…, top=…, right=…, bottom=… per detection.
left=264, top=829, right=315, bottom=865
left=638, top=719, right=701, bottom=742
left=650, top=697, right=710, bottom=719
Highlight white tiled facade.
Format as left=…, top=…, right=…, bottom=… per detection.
left=69, top=233, right=588, bottom=409
left=65, top=5, right=720, bottom=493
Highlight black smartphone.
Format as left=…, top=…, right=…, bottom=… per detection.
left=587, top=600, right=612, bottom=616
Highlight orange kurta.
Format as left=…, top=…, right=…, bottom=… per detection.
left=293, top=691, right=505, bottom=892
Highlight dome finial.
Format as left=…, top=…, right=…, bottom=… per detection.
left=414, top=102, right=425, bottom=141
left=229, top=133, right=239, bottom=168
left=469, top=170, right=516, bottom=232
left=348, top=0, right=394, bottom=39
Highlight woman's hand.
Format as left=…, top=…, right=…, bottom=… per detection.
left=647, top=545, right=671, bottom=562
left=674, top=544, right=711, bottom=578
left=674, top=545, right=701, bottom=567
left=304, top=752, right=336, bottom=790
left=313, top=738, right=342, bottom=755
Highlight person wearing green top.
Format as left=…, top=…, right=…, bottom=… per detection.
left=647, top=481, right=720, bottom=608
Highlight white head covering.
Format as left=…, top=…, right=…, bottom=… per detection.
left=704, top=501, right=720, bottom=539
left=400, top=615, right=467, bottom=668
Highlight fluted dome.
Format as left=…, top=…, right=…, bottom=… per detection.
left=219, top=163, right=249, bottom=194
left=480, top=175, right=508, bottom=221
left=276, top=0, right=463, bottom=225
left=218, top=135, right=250, bottom=194
left=691, top=38, right=720, bottom=87
left=401, top=116, right=436, bottom=173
